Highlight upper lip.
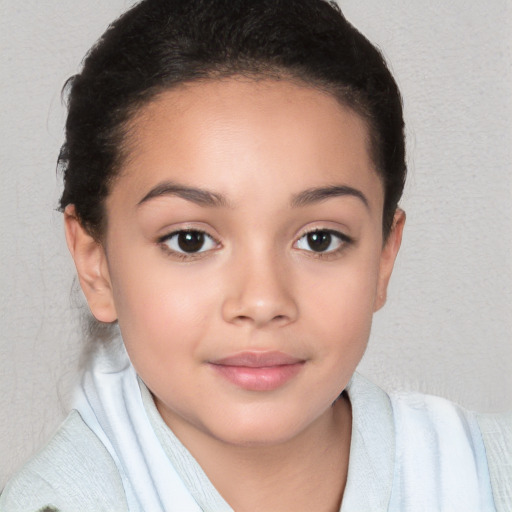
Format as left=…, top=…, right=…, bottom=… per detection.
left=210, top=351, right=304, bottom=368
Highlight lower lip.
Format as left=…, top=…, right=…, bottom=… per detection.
left=210, top=363, right=304, bottom=391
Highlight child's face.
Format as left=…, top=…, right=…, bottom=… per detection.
left=70, top=78, right=403, bottom=446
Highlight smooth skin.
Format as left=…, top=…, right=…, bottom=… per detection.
left=65, top=78, right=404, bottom=512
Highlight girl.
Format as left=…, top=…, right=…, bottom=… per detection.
left=1, top=0, right=510, bottom=510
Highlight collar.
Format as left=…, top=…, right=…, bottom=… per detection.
left=340, top=373, right=395, bottom=511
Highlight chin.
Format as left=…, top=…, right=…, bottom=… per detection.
left=202, top=404, right=326, bottom=448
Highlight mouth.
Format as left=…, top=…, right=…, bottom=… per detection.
left=209, top=351, right=306, bottom=392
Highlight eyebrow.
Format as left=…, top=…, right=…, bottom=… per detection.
left=138, top=181, right=369, bottom=210
left=291, top=185, right=369, bottom=209
left=137, top=181, right=230, bottom=208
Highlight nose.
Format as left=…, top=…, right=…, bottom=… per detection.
left=221, top=252, right=299, bottom=328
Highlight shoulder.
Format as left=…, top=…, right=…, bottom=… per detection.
left=476, top=411, right=512, bottom=512
left=388, top=390, right=506, bottom=510
left=389, top=391, right=489, bottom=466
left=0, top=410, right=128, bottom=512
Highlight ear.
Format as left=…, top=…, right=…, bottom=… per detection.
left=374, top=209, right=406, bottom=311
left=64, top=205, right=117, bottom=323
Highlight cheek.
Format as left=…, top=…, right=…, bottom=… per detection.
left=300, top=256, right=380, bottom=356
left=109, top=254, right=219, bottom=363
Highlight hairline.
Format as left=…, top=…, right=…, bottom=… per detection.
left=89, top=70, right=388, bottom=241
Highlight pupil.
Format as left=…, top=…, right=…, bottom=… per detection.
left=307, top=231, right=331, bottom=252
left=178, top=231, right=204, bottom=253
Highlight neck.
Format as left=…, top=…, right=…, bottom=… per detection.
left=162, top=394, right=352, bottom=512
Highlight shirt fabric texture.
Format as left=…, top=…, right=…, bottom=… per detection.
left=1, top=337, right=510, bottom=511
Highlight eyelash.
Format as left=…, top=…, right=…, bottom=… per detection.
left=157, top=228, right=353, bottom=260
left=157, top=230, right=221, bottom=260
left=294, top=229, right=353, bottom=259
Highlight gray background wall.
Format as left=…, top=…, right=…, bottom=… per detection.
left=1, top=0, right=511, bottom=489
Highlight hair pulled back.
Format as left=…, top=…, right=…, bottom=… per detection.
left=59, top=0, right=406, bottom=239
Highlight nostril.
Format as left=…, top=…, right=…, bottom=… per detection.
left=232, top=313, right=289, bottom=325
left=234, top=315, right=251, bottom=322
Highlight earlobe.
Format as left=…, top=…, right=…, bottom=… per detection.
left=64, top=205, right=117, bottom=323
left=374, top=209, right=406, bottom=312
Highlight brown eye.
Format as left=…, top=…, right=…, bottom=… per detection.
left=178, top=231, right=205, bottom=252
left=296, top=229, right=350, bottom=254
left=161, top=230, right=217, bottom=254
left=306, top=231, right=332, bottom=252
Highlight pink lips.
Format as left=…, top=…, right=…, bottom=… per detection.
left=209, top=351, right=305, bottom=391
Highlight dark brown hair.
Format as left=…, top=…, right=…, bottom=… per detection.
left=59, top=0, right=406, bottom=239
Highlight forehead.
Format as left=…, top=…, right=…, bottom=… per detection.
left=116, top=78, right=383, bottom=208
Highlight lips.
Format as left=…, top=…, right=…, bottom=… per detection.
left=209, top=351, right=305, bottom=391
left=212, top=351, right=304, bottom=367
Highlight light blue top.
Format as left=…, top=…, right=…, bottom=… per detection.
left=1, top=341, right=510, bottom=512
